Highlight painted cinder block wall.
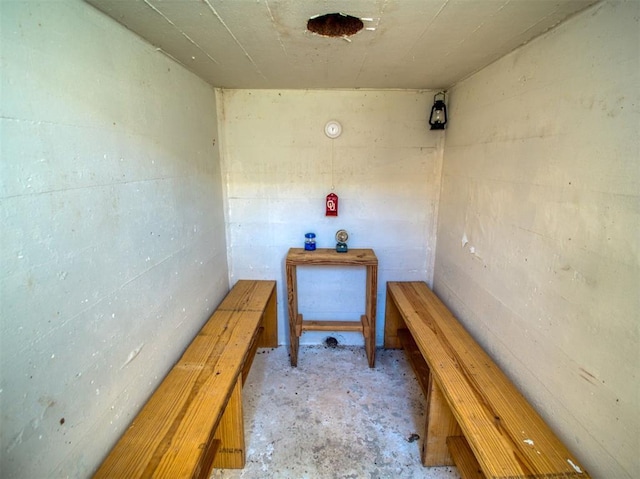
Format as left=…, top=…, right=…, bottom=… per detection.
left=434, top=2, right=639, bottom=478
left=0, top=2, right=229, bottom=478
left=219, top=89, right=444, bottom=347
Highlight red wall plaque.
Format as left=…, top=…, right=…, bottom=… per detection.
left=326, top=193, right=338, bottom=216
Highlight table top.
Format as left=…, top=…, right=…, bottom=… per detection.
left=286, top=248, right=377, bottom=266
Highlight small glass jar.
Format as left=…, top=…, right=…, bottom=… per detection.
left=304, top=232, right=316, bottom=251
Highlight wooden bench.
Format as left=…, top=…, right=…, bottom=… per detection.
left=384, top=281, right=590, bottom=479
left=94, top=280, right=277, bottom=479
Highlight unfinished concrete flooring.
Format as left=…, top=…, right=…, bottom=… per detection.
left=211, top=345, right=460, bottom=479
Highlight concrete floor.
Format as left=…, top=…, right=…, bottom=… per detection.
left=211, top=345, right=461, bottom=479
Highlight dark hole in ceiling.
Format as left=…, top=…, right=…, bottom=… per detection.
left=307, top=13, right=364, bottom=38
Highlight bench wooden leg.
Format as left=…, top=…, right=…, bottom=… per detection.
left=242, top=328, right=263, bottom=385
left=361, top=314, right=375, bottom=368
left=195, top=438, right=221, bottom=479
left=422, top=376, right=461, bottom=466
left=384, top=287, right=406, bottom=349
left=212, top=377, right=245, bottom=469
left=447, top=436, right=486, bottom=479
left=258, top=287, right=278, bottom=348
left=398, top=329, right=431, bottom=398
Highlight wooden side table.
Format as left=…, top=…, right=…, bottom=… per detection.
left=285, top=248, right=378, bottom=368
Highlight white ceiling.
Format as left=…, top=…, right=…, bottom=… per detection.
left=85, top=0, right=598, bottom=90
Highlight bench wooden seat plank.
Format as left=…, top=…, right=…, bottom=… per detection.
left=403, top=305, right=525, bottom=476
left=217, top=279, right=274, bottom=312
left=418, top=288, right=580, bottom=476
left=94, top=280, right=277, bottom=479
left=94, top=310, right=261, bottom=478
left=385, top=282, right=590, bottom=479
left=216, top=279, right=278, bottom=348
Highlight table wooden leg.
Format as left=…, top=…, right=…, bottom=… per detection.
left=365, top=264, right=378, bottom=367
left=286, top=263, right=299, bottom=367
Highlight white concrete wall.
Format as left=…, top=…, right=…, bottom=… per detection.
left=434, top=2, right=639, bottom=478
left=0, top=2, right=229, bottom=478
left=219, top=89, right=444, bottom=346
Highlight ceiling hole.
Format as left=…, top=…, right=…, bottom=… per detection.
left=307, top=13, right=364, bottom=38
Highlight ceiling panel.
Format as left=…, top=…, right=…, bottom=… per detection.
left=85, top=0, right=599, bottom=90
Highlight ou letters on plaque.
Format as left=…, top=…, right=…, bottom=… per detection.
left=326, top=193, right=338, bottom=216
